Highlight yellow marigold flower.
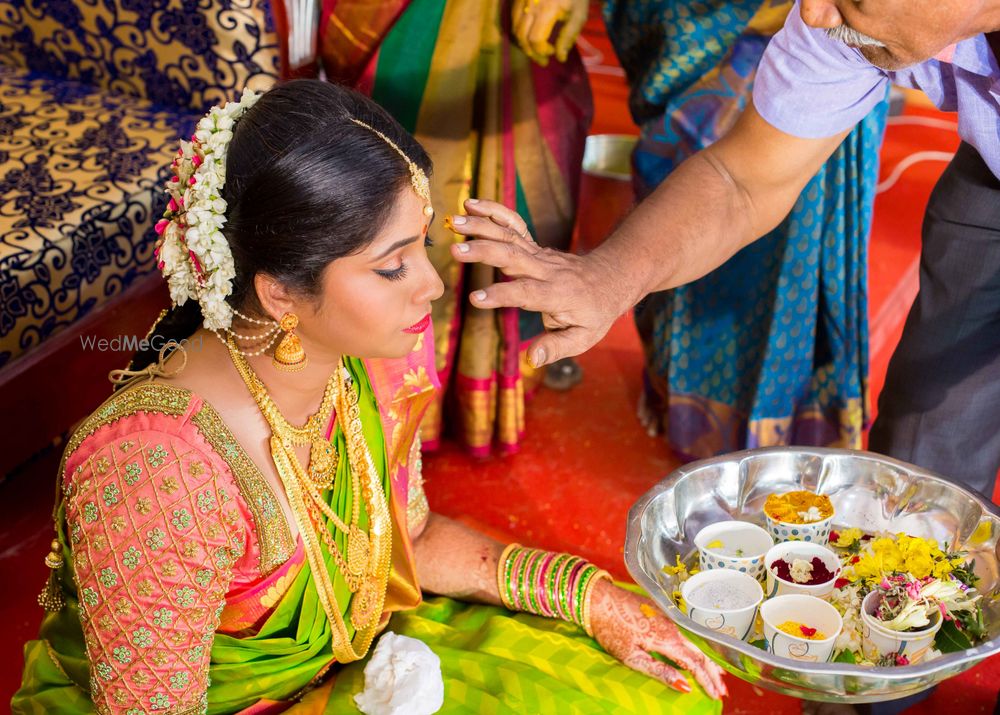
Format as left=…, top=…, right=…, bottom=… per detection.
left=832, top=527, right=863, bottom=548
left=932, top=560, right=955, bottom=579
left=906, top=555, right=933, bottom=579
left=853, top=555, right=882, bottom=580
left=870, top=539, right=902, bottom=572
left=706, top=540, right=724, bottom=550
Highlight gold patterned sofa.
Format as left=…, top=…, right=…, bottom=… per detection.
left=0, top=0, right=305, bottom=474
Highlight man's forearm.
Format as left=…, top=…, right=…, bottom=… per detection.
left=588, top=147, right=759, bottom=313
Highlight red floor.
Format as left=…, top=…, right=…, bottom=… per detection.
left=1, top=13, right=998, bottom=715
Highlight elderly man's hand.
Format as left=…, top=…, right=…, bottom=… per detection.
left=511, top=0, right=588, bottom=66
left=448, top=199, right=631, bottom=368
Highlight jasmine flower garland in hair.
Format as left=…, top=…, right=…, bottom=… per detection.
left=153, top=87, right=261, bottom=330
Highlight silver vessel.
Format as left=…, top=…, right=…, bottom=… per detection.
left=624, top=447, right=1000, bottom=702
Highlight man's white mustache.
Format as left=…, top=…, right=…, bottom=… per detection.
left=827, top=24, right=887, bottom=48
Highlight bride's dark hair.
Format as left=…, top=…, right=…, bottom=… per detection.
left=126, top=79, right=431, bottom=375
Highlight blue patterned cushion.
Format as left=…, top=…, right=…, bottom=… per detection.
left=0, top=0, right=280, bottom=113
left=0, top=65, right=200, bottom=368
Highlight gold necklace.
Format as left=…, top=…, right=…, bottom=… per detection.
left=226, top=343, right=392, bottom=663
left=227, top=340, right=339, bottom=488
left=228, top=343, right=361, bottom=583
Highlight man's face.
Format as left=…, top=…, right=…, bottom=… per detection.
left=801, top=0, right=990, bottom=71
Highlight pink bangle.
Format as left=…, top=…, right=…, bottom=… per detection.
left=564, top=560, right=588, bottom=624
left=534, top=552, right=557, bottom=617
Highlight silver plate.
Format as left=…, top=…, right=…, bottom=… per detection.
left=624, top=447, right=1000, bottom=703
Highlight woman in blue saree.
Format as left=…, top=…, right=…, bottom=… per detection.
left=604, top=0, right=888, bottom=457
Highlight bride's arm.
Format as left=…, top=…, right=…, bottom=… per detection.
left=411, top=513, right=727, bottom=698
left=412, top=513, right=504, bottom=605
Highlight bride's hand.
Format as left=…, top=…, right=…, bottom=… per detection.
left=590, top=580, right=729, bottom=699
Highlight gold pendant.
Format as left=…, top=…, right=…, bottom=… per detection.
left=346, top=525, right=370, bottom=578
left=350, top=578, right=378, bottom=630
left=308, top=441, right=337, bottom=486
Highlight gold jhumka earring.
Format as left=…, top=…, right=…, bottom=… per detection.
left=272, top=312, right=307, bottom=372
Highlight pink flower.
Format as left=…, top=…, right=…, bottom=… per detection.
left=895, top=654, right=910, bottom=666
left=189, top=250, right=203, bottom=275
left=170, top=176, right=179, bottom=183
left=157, top=260, right=165, bottom=270
left=905, top=581, right=922, bottom=601
left=880, top=579, right=891, bottom=590
left=188, top=176, right=196, bottom=185
left=154, top=219, right=170, bottom=235
left=191, top=155, right=203, bottom=167
left=168, top=198, right=179, bottom=212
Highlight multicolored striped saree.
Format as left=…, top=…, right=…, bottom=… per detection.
left=320, top=0, right=593, bottom=456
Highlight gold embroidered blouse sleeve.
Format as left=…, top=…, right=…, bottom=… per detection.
left=65, top=427, right=244, bottom=714
left=59, top=384, right=295, bottom=714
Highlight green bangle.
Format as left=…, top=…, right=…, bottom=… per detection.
left=546, top=553, right=571, bottom=620
left=572, top=565, right=598, bottom=627
left=524, top=550, right=545, bottom=615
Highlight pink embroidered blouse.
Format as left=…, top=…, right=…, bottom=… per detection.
left=59, top=332, right=437, bottom=714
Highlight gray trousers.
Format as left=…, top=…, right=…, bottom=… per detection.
left=869, top=141, right=1000, bottom=499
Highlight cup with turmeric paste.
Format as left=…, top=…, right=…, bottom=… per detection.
left=763, top=491, right=835, bottom=546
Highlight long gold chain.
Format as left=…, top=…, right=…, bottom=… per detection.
left=228, top=344, right=362, bottom=581
left=226, top=342, right=392, bottom=663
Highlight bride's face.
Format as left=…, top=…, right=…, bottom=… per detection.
left=300, top=188, right=444, bottom=360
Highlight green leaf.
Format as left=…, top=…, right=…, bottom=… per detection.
left=958, top=604, right=988, bottom=642
left=833, top=649, right=858, bottom=664
left=935, top=619, right=973, bottom=653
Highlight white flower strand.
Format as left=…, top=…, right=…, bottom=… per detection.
left=154, top=88, right=261, bottom=331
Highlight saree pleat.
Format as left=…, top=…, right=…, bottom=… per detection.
left=323, top=0, right=592, bottom=456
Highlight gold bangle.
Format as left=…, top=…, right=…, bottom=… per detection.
left=497, top=543, right=521, bottom=610
left=582, top=570, right=611, bottom=637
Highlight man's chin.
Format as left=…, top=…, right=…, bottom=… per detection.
left=858, top=45, right=917, bottom=71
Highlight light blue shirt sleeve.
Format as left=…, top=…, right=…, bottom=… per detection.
left=752, top=2, right=890, bottom=138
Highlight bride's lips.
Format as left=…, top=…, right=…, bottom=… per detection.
left=403, top=313, right=431, bottom=334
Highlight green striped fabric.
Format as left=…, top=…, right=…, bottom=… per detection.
left=371, top=0, right=448, bottom=132
left=328, top=596, right=723, bottom=714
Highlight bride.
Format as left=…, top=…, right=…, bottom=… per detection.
left=13, top=80, right=726, bottom=714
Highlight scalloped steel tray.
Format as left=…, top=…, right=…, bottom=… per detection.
left=625, top=447, right=1000, bottom=702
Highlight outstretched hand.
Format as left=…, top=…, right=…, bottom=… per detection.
left=590, top=580, right=729, bottom=699
left=448, top=198, right=631, bottom=368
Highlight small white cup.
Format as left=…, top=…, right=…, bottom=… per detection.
left=694, top=521, right=774, bottom=580
left=764, top=512, right=834, bottom=546
left=681, top=568, right=764, bottom=641
left=760, top=594, right=843, bottom=663
left=860, top=591, right=942, bottom=665
left=764, top=541, right=842, bottom=599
